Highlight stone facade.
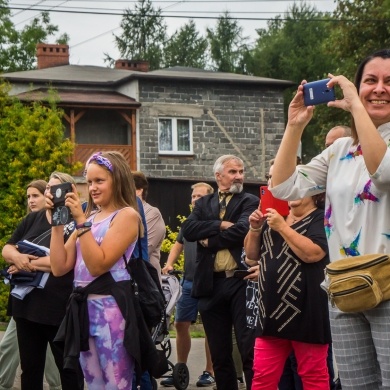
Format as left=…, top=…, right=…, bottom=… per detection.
left=138, top=79, right=286, bottom=182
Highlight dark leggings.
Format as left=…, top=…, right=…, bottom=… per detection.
left=14, top=317, right=84, bottom=390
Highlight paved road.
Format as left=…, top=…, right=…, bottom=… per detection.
left=0, top=330, right=208, bottom=390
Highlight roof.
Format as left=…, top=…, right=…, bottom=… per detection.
left=2, top=64, right=295, bottom=88
left=2, top=65, right=135, bottom=86
left=145, top=67, right=295, bottom=87
left=15, top=88, right=141, bottom=109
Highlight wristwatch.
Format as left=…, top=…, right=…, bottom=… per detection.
left=76, top=221, right=92, bottom=230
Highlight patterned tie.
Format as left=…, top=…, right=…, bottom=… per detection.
left=219, top=192, right=230, bottom=219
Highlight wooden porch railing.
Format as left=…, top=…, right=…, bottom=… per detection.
left=74, top=144, right=134, bottom=175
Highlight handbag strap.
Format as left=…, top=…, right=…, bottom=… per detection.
left=32, top=228, right=51, bottom=245
left=123, top=225, right=143, bottom=271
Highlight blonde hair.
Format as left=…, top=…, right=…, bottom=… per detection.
left=191, top=182, right=214, bottom=194
left=49, top=172, right=76, bottom=186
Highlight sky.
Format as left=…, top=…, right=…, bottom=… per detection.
left=8, top=0, right=337, bottom=67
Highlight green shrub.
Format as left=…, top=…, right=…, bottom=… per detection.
left=0, top=81, right=80, bottom=320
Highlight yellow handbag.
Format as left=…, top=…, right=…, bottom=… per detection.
left=324, top=254, right=390, bottom=312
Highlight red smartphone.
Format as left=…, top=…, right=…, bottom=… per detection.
left=260, top=186, right=290, bottom=217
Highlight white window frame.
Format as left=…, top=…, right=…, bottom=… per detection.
left=158, top=117, right=193, bottom=155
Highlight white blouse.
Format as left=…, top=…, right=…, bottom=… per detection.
left=271, top=122, right=390, bottom=263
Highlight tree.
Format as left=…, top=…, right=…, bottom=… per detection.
left=0, top=82, right=79, bottom=320
left=248, top=2, right=337, bottom=160
left=326, top=0, right=390, bottom=78
left=6, top=12, right=68, bottom=72
left=207, top=11, right=251, bottom=74
left=106, top=0, right=167, bottom=70
left=312, top=0, right=390, bottom=147
left=0, top=0, right=68, bottom=72
left=164, top=20, right=208, bottom=69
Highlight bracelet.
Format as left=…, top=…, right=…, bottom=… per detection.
left=77, top=227, right=91, bottom=238
left=249, top=226, right=262, bottom=232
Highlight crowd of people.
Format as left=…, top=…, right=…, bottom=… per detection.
left=1, top=47, right=390, bottom=390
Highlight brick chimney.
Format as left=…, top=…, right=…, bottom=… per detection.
left=115, top=59, right=149, bottom=72
left=36, top=43, right=70, bottom=69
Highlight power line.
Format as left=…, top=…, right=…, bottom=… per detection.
left=7, top=0, right=336, bottom=19
left=10, top=6, right=326, bottom=15
left=6, top=5, right=380, bottom=23
left=9, top=0, right=334, bottom=2
left=14, top=1, right=69, bottom=25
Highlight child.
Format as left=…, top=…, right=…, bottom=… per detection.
left=48, top=151, right=142, bottom=389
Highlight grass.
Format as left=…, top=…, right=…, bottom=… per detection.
left=0, top=323, right=7, bottom=332
left=169, top=329, right=205, bottom=338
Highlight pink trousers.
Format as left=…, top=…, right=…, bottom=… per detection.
left=252, top=336, right=329, bottom=390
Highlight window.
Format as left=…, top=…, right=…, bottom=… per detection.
left=158, top=117, right=193, bottom=155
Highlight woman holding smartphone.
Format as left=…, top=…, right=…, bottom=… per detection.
left=270, top=49, right=390, bottom=389
left=244, top=191, right=330, bottom=389
left=0, top=179, right=62, bottom=390
left=2, top=172, right=83, bottom=390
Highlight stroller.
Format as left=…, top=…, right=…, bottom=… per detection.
left=150, top=272, right=190, bottom=390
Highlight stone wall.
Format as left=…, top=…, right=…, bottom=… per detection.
left=138, top=79, right=286, bottom=182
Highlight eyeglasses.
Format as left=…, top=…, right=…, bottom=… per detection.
left=265, top=174, right=272, bottom=180
left=84, top=152, right=113, bottom=177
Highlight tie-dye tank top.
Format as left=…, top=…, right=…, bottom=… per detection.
left=74, top=208, right=136, bottom=287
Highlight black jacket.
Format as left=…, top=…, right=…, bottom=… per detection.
left=182, top=191, right=259, bottom=298
left=54, top=272, right=156, bottom=382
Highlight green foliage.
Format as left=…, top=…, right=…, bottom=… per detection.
left=327, top=0, right=390, bottom=78
left=0, top=1, right=67, bottom=72
left=248, top=2, right=335, bottom=160
left=249, top=3, right=333, bottom=82
left=247, top=0, right=390, bottom=159
left=0, top=80, right=78, bottom=320
left=207, top=11, right=251, bottom=74
left=106, top=0, right=167, bottom=70
left=310, top=0, right=390, bottom=151
left=160, top=214, right=187, bottom=271
left=0, top=283, right=8, bottom=320
left=164, top=20, right=208, bottom=69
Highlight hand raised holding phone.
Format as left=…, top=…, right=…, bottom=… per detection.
left=260, top=186, right=289, bottom=217
left=248, top=209, right=266, bottom=232
left=265, top=208, right=289, bottom=232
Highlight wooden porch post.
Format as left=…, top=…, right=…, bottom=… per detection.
left=63, top=109, right=86, bottom=162
left=119, top=109, right=137, bottom=170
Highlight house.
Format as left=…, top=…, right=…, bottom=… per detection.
left=2, top=43, right=294, bottom=226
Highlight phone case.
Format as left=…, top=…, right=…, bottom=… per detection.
left=303, top=79, right=336, bottom=106
left=50, top=182, right=73, bottom=226
left=233, top=270, right=251, bottom=279
left=260, top=186, right=290, bottom=217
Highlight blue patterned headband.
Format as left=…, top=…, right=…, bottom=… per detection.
left=84, top=152, right=113, bottom=176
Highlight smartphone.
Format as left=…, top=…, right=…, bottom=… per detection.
left=303, top=78, right=336, bottom=106
left=260, top=186, right=290, bottom=217
left=233, top=270, right=253, bottom=279
left=50, top=182, right=73, bottom=226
